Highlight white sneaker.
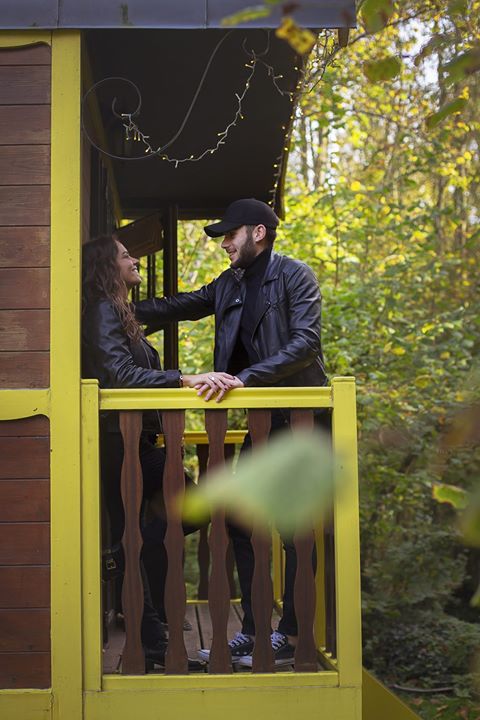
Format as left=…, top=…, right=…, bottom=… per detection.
left=237, top=631, right=296, bottom=668
left=198, top=631, right=255, bottom=664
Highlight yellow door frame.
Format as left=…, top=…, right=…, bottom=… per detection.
left=50, top=29, right=83, bottom=720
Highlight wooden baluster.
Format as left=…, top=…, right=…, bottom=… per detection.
left=197, top=443, right=236, bottom=600
left=248, top=409, right=274, bottom=673
left=224, top=444, right=237, bottom=599
left=290, top=409, right=317, bottom=672
left=119, top=411, right=145, bottom=674
left=205, top=410, right=231, bottom=673
left=196, top=444, right=210, bottom=600
left=162, top=410, right=188, bottom=674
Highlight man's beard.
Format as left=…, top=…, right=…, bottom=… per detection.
left=231, top=228, right=257, bottom=269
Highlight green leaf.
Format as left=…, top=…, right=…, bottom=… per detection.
left=461, top=491, right=480, bottom=547
left=470, top=582, right=480, bottom=608
left=414, top=34, right=453, bottom=67
left=442, top=46, right=480, bottom=84
left=363, top=56, right=401, bottom=82
left=425, top=98, right=468, bottom=129
left=432, top=483, right=468, bottom=510
left=448, top=0, right=469, bottom=17
left=221, top=5, right=272, bottom=26
left=183, top=429, right=335, bottom=535
left=360, top=0, right=395, bottom=34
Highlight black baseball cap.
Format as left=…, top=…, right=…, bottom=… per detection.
left=204, top=198, right=279, bottom=238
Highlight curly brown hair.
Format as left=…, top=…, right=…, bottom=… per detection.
left=82, top=235, right=143, bottom=343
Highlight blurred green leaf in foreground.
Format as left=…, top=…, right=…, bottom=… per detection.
left=182, top=428, right=336, bottom=536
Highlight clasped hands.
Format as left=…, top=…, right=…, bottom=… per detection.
left=181, top=372, right=244, bottom=402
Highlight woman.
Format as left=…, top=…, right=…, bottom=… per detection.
left=82, top=234, right=235, bottom=667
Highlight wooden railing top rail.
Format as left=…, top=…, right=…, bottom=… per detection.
left=98, top=384, right=339, bottom=411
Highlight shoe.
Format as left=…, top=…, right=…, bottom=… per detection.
left=197, top=631, right=254, bottom=664
left=237, top=631, right=295, bottom=668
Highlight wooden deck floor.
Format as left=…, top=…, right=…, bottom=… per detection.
left=103, top=601, right=297, bottom=675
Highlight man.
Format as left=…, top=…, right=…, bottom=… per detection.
left=135, top=198, right=327, bottom=666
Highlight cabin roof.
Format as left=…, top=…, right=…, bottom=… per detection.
left=0, top=1, right=355, bottom=30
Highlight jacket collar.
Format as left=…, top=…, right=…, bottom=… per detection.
left=229, top=250, right=282, bottom=285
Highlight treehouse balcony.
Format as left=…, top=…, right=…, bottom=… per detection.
left=79, top=377, right=362, bottom=716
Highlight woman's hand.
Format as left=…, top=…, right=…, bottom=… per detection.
left=182, top=372, right=243, bottom=402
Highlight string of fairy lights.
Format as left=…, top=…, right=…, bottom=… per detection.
left=118, top=50, right=295, bottom=169
left=81, top=29, right=338, bottom=208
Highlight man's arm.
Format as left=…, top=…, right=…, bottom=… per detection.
left=236, top=263, right=322, bottom=387
left=134, top=281, right=216, bottom=331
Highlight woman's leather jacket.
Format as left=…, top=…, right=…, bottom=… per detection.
left=136, top=251, right=327, bottom=388
left=82, top=298, right=181, bottom=432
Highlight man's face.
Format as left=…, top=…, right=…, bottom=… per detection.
left=115, top=240, right=141, bottom=290
left=220, top=225, right=260, bottom=269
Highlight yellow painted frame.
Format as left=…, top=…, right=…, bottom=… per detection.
left=50, top=30, right=83, bottom=720
left=0, top=31, right=52, bottom=47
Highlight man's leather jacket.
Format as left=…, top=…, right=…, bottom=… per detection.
left=136, top=251, right=327, bottom=388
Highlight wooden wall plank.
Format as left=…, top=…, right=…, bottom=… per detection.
left=0, top=186, right=50, bottom=226
left=0, top=437, right=50, bottom=479
left=0, top=44, right=51, bottom=66
left=0, top=416, right=49, bottom=437
left=0, top=567, right=50, bottom=608
left=0, top=227, right=50, bottom=267
left=0, top=105, right=50, bottom=146
left=0, top=352, right=49, bottom=388
left=0, top=481, right=50, bottom=522
left=0, top=609, right=50, bottom=652
left=0, top=524, right=50, bottom=565
left=0, top=309, right=49, bottom=351
left=0, top=146, right=50, bottom=186
left=0, top=652, right=50, bottom=689
left=0, top=66, right=51, bottom=105
left=0, top=268, right=49, bottom=308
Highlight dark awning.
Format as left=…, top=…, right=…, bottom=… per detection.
left=86, top=27, right=335, bottom=221
left=0, top=1, right=355, bottom=30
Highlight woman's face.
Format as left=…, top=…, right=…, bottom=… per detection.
left=115, top=240, right=141, bottom=290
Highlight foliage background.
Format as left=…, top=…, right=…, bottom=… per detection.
left=144, top=0, right=480, bottom=713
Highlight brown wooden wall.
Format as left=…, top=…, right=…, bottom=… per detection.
left=0, top=43, right=51, bottom=689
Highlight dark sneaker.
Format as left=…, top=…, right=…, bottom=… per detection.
left=198, top=631, right=254, bottom=664
left=144, top=642, right=206, bottom=671
left=237, top=631, right=295, bottom=668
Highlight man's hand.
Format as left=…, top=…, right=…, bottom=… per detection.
left=194, top=374, right=244, bottom=403
left=182, top=371, right=240, bottom=403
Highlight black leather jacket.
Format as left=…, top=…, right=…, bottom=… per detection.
left=82, top=298, right=182, bottom=431
left=136, top=251, right=327, bottom=388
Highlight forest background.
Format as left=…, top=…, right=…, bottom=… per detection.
left=141, top=2, right=480, bottom=717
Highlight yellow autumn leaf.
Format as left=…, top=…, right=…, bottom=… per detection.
left=415, top=375, right=430, bottom=388
left=276, top=17, right=316, bottom=55
left=392, top=346, right=406, bottom=356
left=421, top=323, right=435, bottom=334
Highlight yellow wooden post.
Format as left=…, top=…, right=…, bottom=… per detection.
left=331, top=377, right=362, bottom=689
left=50, top=30, right=83, bottom=720
left=81, top=380, right=103, bottom=691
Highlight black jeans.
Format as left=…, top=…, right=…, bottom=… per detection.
left=100, top=431, right=201, bottom=642
left=228, top=409, right=329, bottom=637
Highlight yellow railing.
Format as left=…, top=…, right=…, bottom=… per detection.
left=80, top=376, right=361, bottom=688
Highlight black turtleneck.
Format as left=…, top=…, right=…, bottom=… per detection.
left=229, top=248, right=272, bottom=374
